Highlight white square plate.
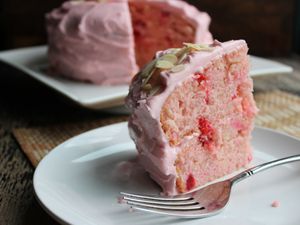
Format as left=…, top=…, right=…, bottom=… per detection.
left=0, top=46, right=293, bottom=110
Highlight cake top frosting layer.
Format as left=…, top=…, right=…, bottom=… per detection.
left=46, top=0, right=138, bottom=84
left=47, top=1, right=133, bottom=45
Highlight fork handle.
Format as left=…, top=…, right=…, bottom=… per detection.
left=232, top=154, right=300, bottom=184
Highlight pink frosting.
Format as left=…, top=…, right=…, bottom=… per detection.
left=46, top=0, right=138, bottom=84
left=126, top=40, right=248, bottom=195
left=46, top=0, right=212, bottom=85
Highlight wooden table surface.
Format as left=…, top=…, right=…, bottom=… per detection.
left=0, top=56, right=299, bottom=225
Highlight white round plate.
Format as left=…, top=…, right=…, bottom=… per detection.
left=34, top=122, right=300, bottom=225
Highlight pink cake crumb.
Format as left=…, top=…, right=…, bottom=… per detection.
left=271, top=200, right=280, bottom=208
left=117, top=196, right=125, bottom=204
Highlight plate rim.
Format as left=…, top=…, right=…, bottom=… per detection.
left=33, top=122, right=129, bottom=225
left=33, top=122, right=300, bottom=225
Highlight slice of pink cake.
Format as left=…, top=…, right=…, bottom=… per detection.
left=126, top=40, right=258, bottom=195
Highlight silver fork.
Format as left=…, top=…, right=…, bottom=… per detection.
left=120, top=154, right=300, bottom=218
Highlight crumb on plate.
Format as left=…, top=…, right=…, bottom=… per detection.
left=271, top=200, right=280, bottom=208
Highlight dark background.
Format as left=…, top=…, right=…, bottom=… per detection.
left=0, top=0, right=298, bottom=56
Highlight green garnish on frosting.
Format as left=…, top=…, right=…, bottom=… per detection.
left=140, top=42, right=215, bottom=94
left=155, top=60, right=174, bottom=69
left=160, top=54, right=178, bottom=64
left=183, top=43, right=213, bottom=51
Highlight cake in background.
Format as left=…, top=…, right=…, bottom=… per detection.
left=46, top=0, right=212, bottom=85
left=126, top=40, right=257, bottom=195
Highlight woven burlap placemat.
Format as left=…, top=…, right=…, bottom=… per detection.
left=13, top=116, right=128, bottom=167
left=254, top=90, right=300, bottom=137
left=13, top=90, right=300, bottom=167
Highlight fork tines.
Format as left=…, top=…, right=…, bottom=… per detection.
left=120, top=192, right=204, bottom=211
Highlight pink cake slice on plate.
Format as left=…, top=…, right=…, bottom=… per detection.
left=126, top=40, right=258, bottom=195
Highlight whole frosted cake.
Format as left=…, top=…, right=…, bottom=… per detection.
left=126, top=40, right=258, bottom=195
left=46, top=0, right=212, bottom=84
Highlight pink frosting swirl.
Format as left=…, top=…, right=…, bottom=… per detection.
left=46, top=1, right=138, bottom=84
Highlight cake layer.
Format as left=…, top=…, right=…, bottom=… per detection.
left=161, top=47, right=255, bottom=193
left=129, top=0, right=212, bottom=67
left=127, top=40, right=257, bottom=195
